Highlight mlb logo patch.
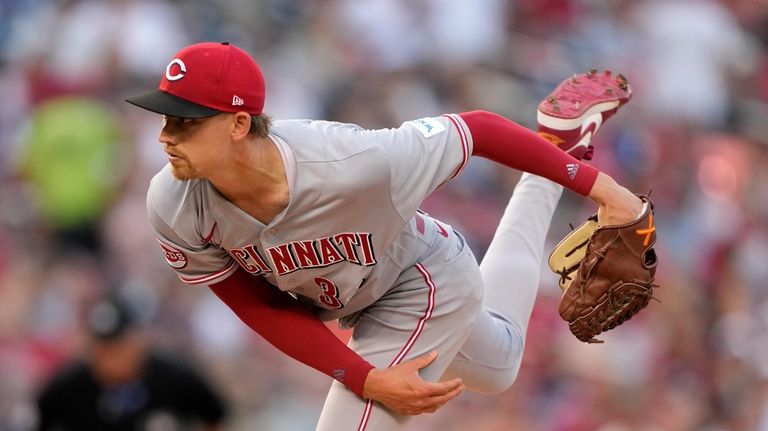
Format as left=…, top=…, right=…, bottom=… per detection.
left=408, top=118, right=446, bottom=138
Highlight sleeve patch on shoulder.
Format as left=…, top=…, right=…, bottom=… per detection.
left=157, top=239, right=188, bottom=269
left=407, top=118, right=446, bottom=138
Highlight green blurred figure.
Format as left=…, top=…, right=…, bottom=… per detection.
left=22, top=96, right=123, bottom=253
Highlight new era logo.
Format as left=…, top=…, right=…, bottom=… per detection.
left=566, top=163, right=579, bottom=179
left=232, top=95, right=244, bottom=106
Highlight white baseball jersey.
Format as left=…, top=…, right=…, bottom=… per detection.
left=147, top=114, right=473, bottom=320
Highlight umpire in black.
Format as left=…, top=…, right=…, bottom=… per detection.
left=35, top=297, right=227, bottom=431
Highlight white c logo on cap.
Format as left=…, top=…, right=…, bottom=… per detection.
left=165, top=58, right=186, bottom=81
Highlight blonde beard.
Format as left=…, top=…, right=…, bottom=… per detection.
left=170, top=164, right=201, bottom=181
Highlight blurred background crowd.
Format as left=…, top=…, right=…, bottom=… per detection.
left=1, top=0, right=768, bottom=429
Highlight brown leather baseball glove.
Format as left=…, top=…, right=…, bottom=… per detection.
left=548, top=196, right=659, bottom=343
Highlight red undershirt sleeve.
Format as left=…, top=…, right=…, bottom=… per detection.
left=208, top=267, right=374, bottom=397
left=459, top=110, right=598, bottom=196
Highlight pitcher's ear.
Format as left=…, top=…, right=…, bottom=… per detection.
left=231, top=111, right=252, bottom=140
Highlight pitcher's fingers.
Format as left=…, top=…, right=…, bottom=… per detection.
left=430, top=383, right=464, bottom=405
left=422, top=377, right=463, bottom=397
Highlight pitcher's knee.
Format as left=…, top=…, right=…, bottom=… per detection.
left=454, top=322, right=526, bottom=394
left=468, top=354, right=523, bottom=394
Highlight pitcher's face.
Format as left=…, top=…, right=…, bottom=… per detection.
left=159, top=113, right=234, bottom=180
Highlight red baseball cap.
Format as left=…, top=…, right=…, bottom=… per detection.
left=126, top=42, right=265, bottom=118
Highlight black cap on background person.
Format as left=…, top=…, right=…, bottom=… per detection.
left=86, top=298, right=138, bottom=340
left=84, top=298, right=148, bottom=386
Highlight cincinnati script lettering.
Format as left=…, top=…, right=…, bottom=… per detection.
left=229, top=232, right=376, bottom=276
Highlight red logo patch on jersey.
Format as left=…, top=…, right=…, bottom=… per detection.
left=157, top=239, right=188, bottom=269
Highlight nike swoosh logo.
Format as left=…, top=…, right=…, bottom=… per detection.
left=202, top=222, right=218, bottom=243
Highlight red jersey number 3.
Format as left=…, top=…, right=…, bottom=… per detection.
left=314, top=277, right=343, bottom=309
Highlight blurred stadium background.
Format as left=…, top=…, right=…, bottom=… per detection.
left=1, top=0, right=768, bottom=429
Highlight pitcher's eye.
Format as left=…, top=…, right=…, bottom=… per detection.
left=162, top=116, right=195, bottom=127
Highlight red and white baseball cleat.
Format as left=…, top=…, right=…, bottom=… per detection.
left=537, top=69, right=632, bottom=160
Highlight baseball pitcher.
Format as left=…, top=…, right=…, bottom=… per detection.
left=126, top=42, right=655, bottom=430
